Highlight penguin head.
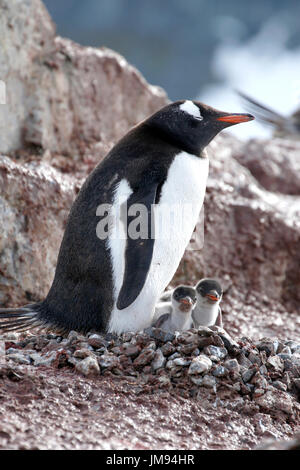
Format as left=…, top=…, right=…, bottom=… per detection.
left=195, top=278, right=223, bottom=306
left=172, top=285, right=197, bottom=313
left=146, top=100, right=254, bottom=155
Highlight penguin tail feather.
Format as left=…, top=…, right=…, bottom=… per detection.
left=0, top=306, right=42, bottom=333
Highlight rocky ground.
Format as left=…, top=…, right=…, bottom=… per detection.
left=0, top=325, right=299, bottom=450
left=0, top=0, right=299, bottom=451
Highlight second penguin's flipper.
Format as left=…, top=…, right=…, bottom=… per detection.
left=117, top=182, right=160, bottom=310
left=152, top=313, right=170, bottom=329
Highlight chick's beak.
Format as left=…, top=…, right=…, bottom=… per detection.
left=179, top=297, right=193, bottom=306
left=205, top=292, right=219, bottom=302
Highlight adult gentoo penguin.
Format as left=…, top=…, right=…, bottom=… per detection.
left=192, top=278, right=223, bottom=328
left=0, top=100, right=253, bottom=335
left=153, top=285, right=196, bottom=332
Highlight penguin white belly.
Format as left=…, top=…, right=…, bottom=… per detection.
left=108, top=152, right=209, bottom=334
left=193, top=303, right=219, bottom=327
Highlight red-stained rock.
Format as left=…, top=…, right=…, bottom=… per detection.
left=0, top=0, right=167, bottom=158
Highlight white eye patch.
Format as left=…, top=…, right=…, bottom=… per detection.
left=179, top=100, right=203, bottom=120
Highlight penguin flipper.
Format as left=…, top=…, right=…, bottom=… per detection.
left=117, top=182, right=159, bottom=310
left=152, top=313, right=170, bottom=329
left=153, top=302, right=172, bottom=322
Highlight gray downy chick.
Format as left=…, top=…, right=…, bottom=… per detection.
left=192, top=278, right=223, bottom=328
left=153, top=285, right=196, bottom=332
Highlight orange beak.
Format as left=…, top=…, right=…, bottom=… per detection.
left=180, top=297, right=193, bottom=306
left=206, top=294, right=219, bottom=302
left=216, top=113, right=254, bottom=124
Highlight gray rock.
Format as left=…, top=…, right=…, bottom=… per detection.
left=144, top=327, right=175, bottom=343
left=7, top=353, right=31, bottom=365
left=293, top=378, right=300, bottom=391
left=203, top=345, right=227, bottom=360
left=196, top=326, right=215, bottom=337
left=75, top=356, right=100, bottom=377
left=160, top=342, right=176, bottom=357
left=212, top=365, right=229, bottom=377
left=280, top=346, right=292, bottom=356
left=248, top=351, right=261, bottom=365
left=190, top=376, right=204, bottom=386
left=133, top=348, right=156, bottom=367
left=256, top=339, right=279, bottom=356
left=121, top=343, right=141, bottom=358
left=188, top=355, right=212, bottom=375
left=98, top=354, right=120, bottom=369
left=173, top=357, right=191, bottom=367
left=151, top=349, right=166, bottom=371
left=201, top=375, right=217, bottom=389
left=272, top=380, right=287, bottom=392
left=224, top=359, right=240, bottom=374
left=217, top=331, right=239, bottom=354
left=31, top=351, right=57, bottom=366
left=74, top=348, right=95, bottom=359
left=144, top=341, right=157, bottom=351
left=168, top=352, right=181, bottom=360
left=266, top=355, right=284, bottom=373
left=238, top=352, right=253, bottom=368
left=285, top=341, right=300, bottom=353
left=88, top=334, right=108, bottom=349
left=242, top=368, right=256, bottom=383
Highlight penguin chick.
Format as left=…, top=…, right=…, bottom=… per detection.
left=153, top=285, right=196, bottom=332
left=192, top=278, right=223, bottom=328
left=238, top=90, right=300, bottom=139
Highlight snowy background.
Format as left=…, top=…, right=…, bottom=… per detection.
left=44, top=0, right=300, bottom=140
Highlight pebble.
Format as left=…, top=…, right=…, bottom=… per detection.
left=224, top=359, right=240, bottom=374
left=190, top=376, right=204, bottom=386
left=272, top=380, right=287, bottom=392
left=7, top=353, right=31, bottom=365
left=188, top=355, right=212, bottom=375
left=242, top=368, right=256, bottom=383
left=75, top=356, right=100, bottom=377
left=212, top=365, right=228, bottom=377
left=256, top=339, right=279, bottom=356
left=74, top=348, right=94, bottom=359
left=121, top=344, right=141, bottom=358
left=196, top=326, right=215, bottom=337
left=133, top=348, right=156, bottom=367
left=144, top=327, right=175, bottom=343
left=293, top=378, right=300, bottom=391
left=201, top=375, right=217, bottom=389
left=203, top=345, right=227, bottom=360
left=238, top=352, right=253, bottom=368
left=173, top=357, right=191, bottom=367
left=98, top=354, right=119, bottom=369
left=151, top=349, right=166, bottom=371
left=160, top=342, right=176, bottom=356
left=266, top=355, right=284, bottom=374
left=88, top=334, right=108, bottom=349
left=248, top=351, right=261, bottom=366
